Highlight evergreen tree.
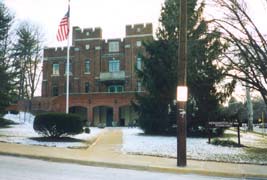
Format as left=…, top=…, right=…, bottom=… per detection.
left=0, top=3, right=15, bottom=114
left=134, top=0, right=235, bottom=135
left=134, top=40, right=177, bottom=134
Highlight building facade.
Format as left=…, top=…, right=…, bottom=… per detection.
left=30, top=23, right=153, bottom=126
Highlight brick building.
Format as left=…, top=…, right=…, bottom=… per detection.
left=30, top=23, right=153, bottom=126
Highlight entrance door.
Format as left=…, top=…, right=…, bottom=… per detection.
left=106, top=108, right=113, bottom=127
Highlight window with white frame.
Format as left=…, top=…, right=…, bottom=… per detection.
left=64, top=62, right=72, bottom=75
left=136, top=57, right=142, bottom=70
left=84, top=60, right=90, bottom=74
left=136, top=41, right=142, bottom=47
left=137, top=81, right=142, bottom=92
left=52, top=63, right=59, bottom=75
left=109, top=41, right=119, bottom=52
left=109, top=60, right=120, bottom=72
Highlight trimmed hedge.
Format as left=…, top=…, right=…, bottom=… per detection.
left=33, top=112, right=84, bottom=138
left=0, top=117, right=15, bottom=128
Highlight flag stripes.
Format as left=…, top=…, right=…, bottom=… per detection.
left=56, top=10, right=69, bottom=41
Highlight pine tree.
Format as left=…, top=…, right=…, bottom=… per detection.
left=134, top=40, right=177, bottom=135
left=134, top=0, right=235, bottom=135
left=0, top=3, right=15, bottom=114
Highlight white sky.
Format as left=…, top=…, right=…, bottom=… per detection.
left=4, top=0, right=165, bottom=47
left=3, top=0, right=267, bottom=47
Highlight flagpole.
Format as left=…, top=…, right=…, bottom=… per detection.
left=66, top=0, right=70, bottom=114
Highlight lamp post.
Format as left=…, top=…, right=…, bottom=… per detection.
left=177, top=0, right=188, bottom=167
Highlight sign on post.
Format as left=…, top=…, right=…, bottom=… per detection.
left=208, top=121, right=241, bottom=146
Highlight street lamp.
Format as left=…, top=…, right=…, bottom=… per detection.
left=177, top=0, right=187, bottom=167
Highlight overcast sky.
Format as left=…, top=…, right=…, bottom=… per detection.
left=4, top=0, right=165, bottom=47
left=3, top=0, right=267, bottom=48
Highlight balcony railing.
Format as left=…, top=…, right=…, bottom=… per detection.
left=99, top=71, right=126, bottom=82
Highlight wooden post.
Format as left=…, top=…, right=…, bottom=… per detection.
left=177, top=0, right=188, bottom=167
left=237, top=119, right=241, bottom=147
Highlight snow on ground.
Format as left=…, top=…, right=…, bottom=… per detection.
left=4, top=112, right=35, bottom=124
left=2, top=112, right=267, bottom=164
left=0, top=112, right=102, bottom=148
left=121, top=128, right=267, bottom=165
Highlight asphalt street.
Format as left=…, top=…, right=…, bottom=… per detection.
left=0, top=155, right=241, bottom=180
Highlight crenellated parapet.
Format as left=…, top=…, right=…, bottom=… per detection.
left=72, top=26, right=102, bottom=46
left=43, top=47, right=75, bottom=61
left=126, top=23, right=153, bottom=37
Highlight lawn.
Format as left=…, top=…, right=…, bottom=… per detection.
left=121, top=128, right=267, bottom=165
left=0, top=112, right=102, bottom=148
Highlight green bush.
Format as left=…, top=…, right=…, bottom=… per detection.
left=33, top=113, right=84, bottom=138
left=97, top=123, right=106, bottom=128
left=0, top=117, right=15, bottom=127
left=211, top=138, right=242, bottom=147
left=84, top=127, right=90, bottom=134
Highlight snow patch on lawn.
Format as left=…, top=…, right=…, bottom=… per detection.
left=122, top=128, right=267, bottom=164
left=0, top=112, right=102, bottom=148
left=4, top=112, right=34, bottom=125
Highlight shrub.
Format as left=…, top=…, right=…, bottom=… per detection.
left=211, top=138, right=242, bottom=147
left=84, top=127, right=90, bottom=134
left=0, top=117, right=15, bottom=128
left=97, top=123, right=106, bottom=128
left=33, top=112, right=84, bottom=138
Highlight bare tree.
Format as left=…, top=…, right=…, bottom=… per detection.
left=213, top=0, right=267, bottom=106
left=12, top=22, right=43, bottom=111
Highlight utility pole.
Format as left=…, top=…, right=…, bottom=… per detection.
left=177, top=0, right=188, bottom=167
left=246, top=82, right=253, bottom=131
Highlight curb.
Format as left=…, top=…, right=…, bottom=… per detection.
left=0, top=151, right=266, bottom=179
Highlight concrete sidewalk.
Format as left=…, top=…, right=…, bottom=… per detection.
left=0, top=128, right=266, bottom=179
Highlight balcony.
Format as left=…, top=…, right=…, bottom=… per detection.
left=99, top=71, right=126, bottom=83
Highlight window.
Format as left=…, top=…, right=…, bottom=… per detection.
left=52, top=86, right=59, bottom=96
left=85, top=82, right=90, bottom=93
left=136, top=41, right=142, bottom=47
left=136, top=57, right=142, bottom=70
left=108, top=86, right=115, bottom=93
left=108, top=85, right=124, bottom=93
left=52, top=64, right=59, bottom=75
left=137, top=81, right=142, bottom=92
left=117, top=86, right=123, bottom=92
left=85, top=44, right=90, bottom=50
left=64, top=62, right=72, bottom=75
left=84, top=60, right=90, bottom=74
left=64, top=83, right=72, bottom=93
left=109, top=60, right=120, bottom=72
left=109, top=41, right=119, bottom=52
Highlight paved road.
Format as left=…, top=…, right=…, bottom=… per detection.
left=0, top=155, right=241, bottom=180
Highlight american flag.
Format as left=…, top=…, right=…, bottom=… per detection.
left=56, top=6, right=70, bottom=41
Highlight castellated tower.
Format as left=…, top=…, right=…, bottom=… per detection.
left=124, top=23, right=153, bottom=91
left=125, top=23, right=153, bottom=37
left=72, top=26, right=102, bottom=47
